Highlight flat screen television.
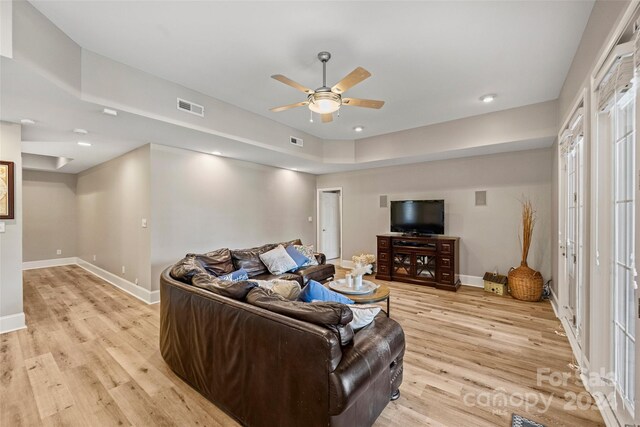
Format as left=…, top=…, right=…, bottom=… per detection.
left=390, top=200, right=445, bottom=235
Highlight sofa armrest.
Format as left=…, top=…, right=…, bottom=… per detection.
left=315, top=252, right=327, bottom=265
left=328, top=313, right=405, bottom=415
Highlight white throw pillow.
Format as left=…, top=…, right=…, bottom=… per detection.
left=252, top=279, right=301, bottom=300
left=259, top=245, right=298, bottom=275
left=349, top=305, right=381, bottom=330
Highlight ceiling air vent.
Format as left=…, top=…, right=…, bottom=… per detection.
left=290, top=136, right=303, bottom=147
left=177, top=98, right=204, bottom=117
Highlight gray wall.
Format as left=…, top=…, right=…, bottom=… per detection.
left=23, top=170, right=77, bottom=262
left=0, top=122, right=23, bottom=328
left=149, top=144, right=317, bottom=291
left=317, top=148, right=553, bottom=281
left=76, top=145, right=152, bottom=291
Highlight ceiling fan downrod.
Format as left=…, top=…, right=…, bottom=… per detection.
left=318, top=51, right=331, bottom=89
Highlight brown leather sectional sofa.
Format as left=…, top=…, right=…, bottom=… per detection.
left=160, top=239, right=405, bottom=427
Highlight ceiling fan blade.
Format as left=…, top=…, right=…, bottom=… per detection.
left=321, top=113, right=333, bottom=123
left=271, top=74, right=314, bottom=94
left=331, top=67, right=371, bottom=94
left=269, top=101, right=308, bottom=112
left=342, top=98, right=385, bottom=109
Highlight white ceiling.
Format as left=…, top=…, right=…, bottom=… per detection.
left=1, top=57, right=553, bottom=175
left=30, top=0, right=594, bottom=140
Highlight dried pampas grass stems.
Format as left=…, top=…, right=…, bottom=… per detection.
left=520, top=198, right=536, bottom=266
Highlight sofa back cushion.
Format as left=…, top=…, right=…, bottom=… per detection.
left=195, top=248, right=234, bottom=276
left=280, top=238, right=303, bottom=247
left=231, top=243, right=277, bottom=277
left=170, top=255, right=207, bottom=283
left=246, top=287, right=354, bottom=346
left=191, top=273, right=258, bottom=300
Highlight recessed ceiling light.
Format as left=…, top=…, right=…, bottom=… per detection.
left=480, top=94, right=496, bottom=103
left=102, top=108, right=118, bottom=116
left=20, top=119, right=35, bottom=125
left=77, top=141, right=92, bottom=147
left=73, top=128, right=88, bottom=135
left=212, top=151, right=222, bottom=156
left=353, top=126, right=364, bottom=132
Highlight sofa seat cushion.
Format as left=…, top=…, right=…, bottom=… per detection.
left=296, top=263, right=336, bottom=284
left=250, top=279, right=301, bottom=300
left=231, top=244, right=277, bottom=277
left=329, top=313, right=405, bottom=415
left=252, top=272, right=303, bottom=286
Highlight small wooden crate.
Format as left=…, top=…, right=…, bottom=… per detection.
left=483, top=272, right=508, bottom=296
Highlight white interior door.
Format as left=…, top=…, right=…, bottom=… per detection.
left=319, top=191, right=340, bottom=260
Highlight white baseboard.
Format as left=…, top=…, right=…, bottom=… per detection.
left=0, top=312, right=26, bottom=334
left=548, top=286, right=620, bottom=426
left=23, top=257, right=77, bottom=270
left=549, top=288, right=560, bottom=318
left=76, top=259, right=159, bottom=305
left=21, top=257, right=158, bottom=305
left=340, top=259, right=353, bottom=269
left=458, top=274, right=483, bottom=288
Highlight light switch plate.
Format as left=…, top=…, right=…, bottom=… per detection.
left=0, top=222, right=5, bottom=233
left=308, top=216, right=313, bottom=222
left=141, top=218, right=148, bottom=228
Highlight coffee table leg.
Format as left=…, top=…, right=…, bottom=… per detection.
left=387, top=297, right=390, bottom=317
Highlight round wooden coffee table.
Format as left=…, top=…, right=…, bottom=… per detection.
left=327, top=279, right=391, bottom=317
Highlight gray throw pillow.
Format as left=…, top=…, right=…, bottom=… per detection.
left=259, top=245, right=298, bottom=275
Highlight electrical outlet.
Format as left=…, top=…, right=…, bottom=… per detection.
left=308, top=216, right=313, bottom=222
left=135, top=278, right=139, bottom=285
left=93, top=254, right=97, bottom=261
left=56, top=249, right=62, bottom=255
left=121, top=266, right=126, bottom=274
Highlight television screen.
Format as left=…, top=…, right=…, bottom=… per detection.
left=390, top=200, right=445, bottom=235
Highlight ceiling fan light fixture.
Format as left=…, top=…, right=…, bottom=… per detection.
left=308, top=92, right=341, bottom=114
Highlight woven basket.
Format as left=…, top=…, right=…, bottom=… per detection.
left=508, top=262, right=543, bottom=302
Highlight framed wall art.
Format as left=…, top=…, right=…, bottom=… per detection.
left=0, top=161, right=15, bottom=220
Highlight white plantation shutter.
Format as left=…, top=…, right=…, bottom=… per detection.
left=599, top=55, right=634, bottom=112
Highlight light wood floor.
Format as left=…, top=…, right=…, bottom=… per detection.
left=0, top=266, right=604, bottom=427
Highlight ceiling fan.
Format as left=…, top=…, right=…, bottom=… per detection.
left=270, top=51, right=384, bottom=123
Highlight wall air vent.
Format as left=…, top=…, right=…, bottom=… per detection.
left=177, top=98, right=205, bottom=117
left=290, top=136, right=303, bottom=147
